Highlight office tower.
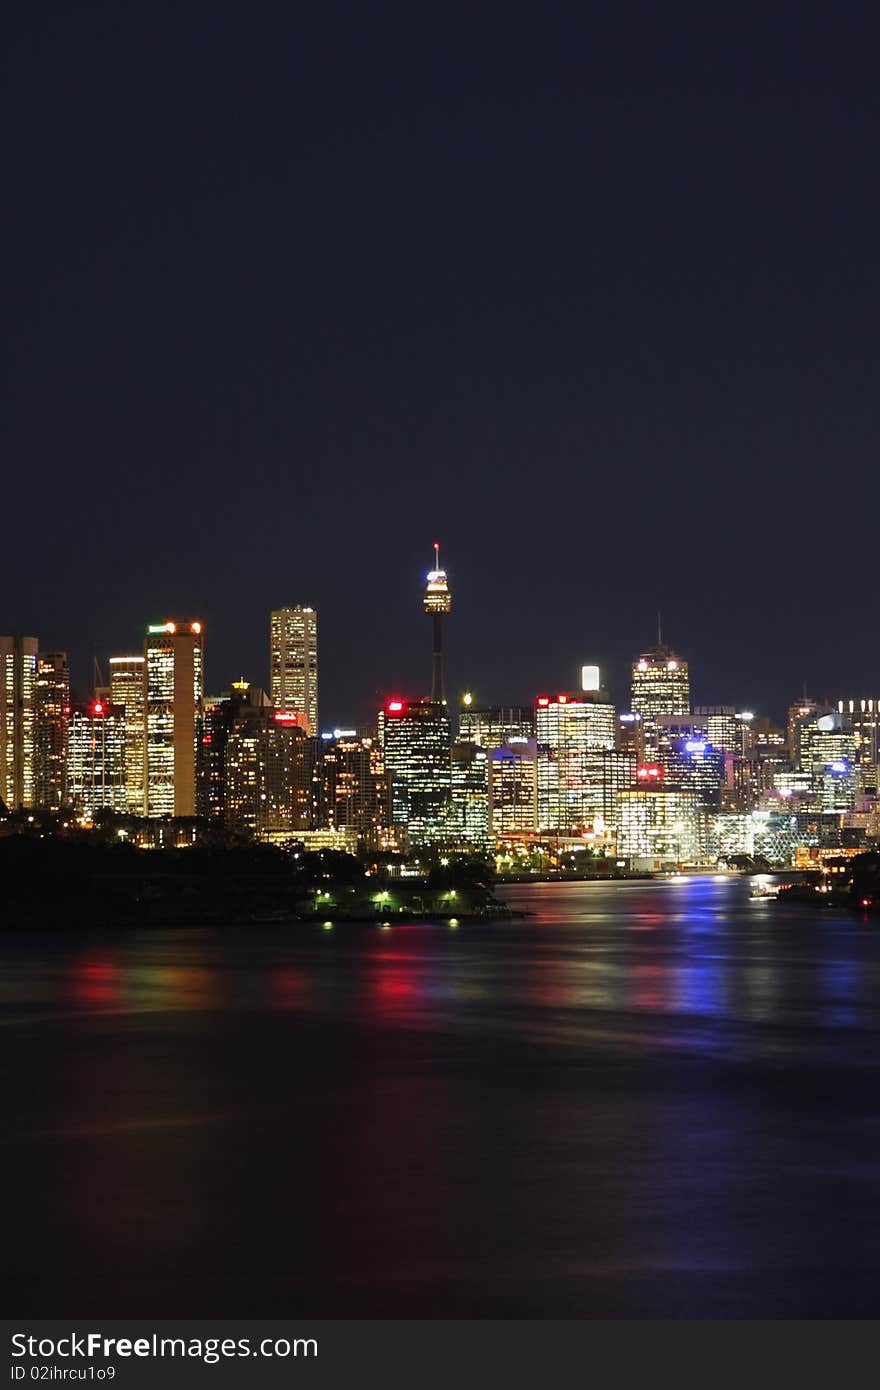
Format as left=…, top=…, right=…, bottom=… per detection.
left=616, top=776, right=698, bottom=866
left=661, top=730, right=724, bottom=809
left=144, top=621, right=204, bottom=818
left=630, top=642, right=690, bottom=759
left=270, top=606, right=318, bottom=735
left=535, top=691, right=616, bottom=834
left=458, top=703, right=534, bottom=747
left=109, top=655, right=146, bottom=815
left=317, top=732, right=391, bottom=852
left=423, top=544, right=452, bottom=704
left=222, top=686, right=310, bottom=840
left=787, top=698, right=820, bottom=765
left=602, top=748, right=638, bottom=828
left=449, top=742, right=490, bottom=849
left=836, top=698, right=880, bottom=794
left=616, top=711, right=644, bottom=760
left=0, top=635, right=38, bottom=810
left=33, top=651, right=70, bottom=810
left=381, top=697, right=451, bottom=847
left=66, top=700, right=127, bottom=819
left=800, top=710, right=858, bottom=812
left=489, top=739, right=538, bottom=836
left=693, top=706, right=740, bottom=756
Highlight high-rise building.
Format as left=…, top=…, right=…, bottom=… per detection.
left=458, top=703, right=533, bottom=748
left=144, top=621, right=204, bottom=818
left=630, top=642, right=690, bottom=759
left=0, top=635, right=38, bottom=810
left=381, top=697, right=451, bottom=847
left=535, top=691, right=616, bottom=834
left=489, top=739, right=538, bottom=837
left=602, top=748, right=639, bottom=828
left=317, top=732, right=391, bottom=851
left=449, top=742, right=490, bottom=849
left=693, top=706, right=740, bottom=756
left=423, top=544, right=452, bottom=704
left=224, top=689, right=310, bottom=840
left=109, top=655, right=146, bottom=815
left=788, top=699, right=820, bottom=765
left=33, top=651, right=70, bottom=810
left=270, top=606, right=318, bottom=735
left=66, top=699, right=127, bottom=819
left=616, top=778, right=698, bottom=865
left=800, top=710, right=858, bottom=813
left=836, top=698, right=880, bottom=795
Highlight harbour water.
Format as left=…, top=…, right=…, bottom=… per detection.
left=4, top=875, right=880, bottom=1317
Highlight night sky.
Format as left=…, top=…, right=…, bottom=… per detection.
left=5, top=3, right=879, bottom=727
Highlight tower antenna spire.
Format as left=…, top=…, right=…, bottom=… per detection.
left=657, top=610, right=662, bottom=646
left=423, top=541, right=452, bottom=704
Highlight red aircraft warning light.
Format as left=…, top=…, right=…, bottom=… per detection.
left=92, top=702, right=104, bottom=716
left=636, top=765, right=663, bottom=781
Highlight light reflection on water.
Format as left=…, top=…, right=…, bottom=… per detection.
left=5, top=874, right=880, bottom=1318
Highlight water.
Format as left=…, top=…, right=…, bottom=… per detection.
left=4, top=876, right=880, bottom=1317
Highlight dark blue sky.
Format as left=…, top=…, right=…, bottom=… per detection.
left=4, top=2, right=879, bottom=725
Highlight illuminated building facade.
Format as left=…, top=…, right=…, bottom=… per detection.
left=225, top=697, right=310, bottom=840
left=382, top=697, right=451, bottom=846
left=489, top=739, right=538, bottom=836
left=317, top=732, right=391, bottom=851
left=801, top=711, right=858, bottom=812
left=788, top=699, right=820, bottom=764
left=836, top=698, right=879, bottom=794
left=616, top=711, right=644, bottom=760
left=692, top=706, right=740, bottom=756
left=602, top=748, right=638, bottom=827
left=535, top=693, right=616, bottom=833
left=630, top=643, right=690, bottom=759
left=458, top=704, right=533, bottom=748
left=423, top=544, right=452, bottom=704
left=67, top=700, right=127, bottom=818
left=109, top=655, right=146, bottom=815
left=616, top=781, right=698, bottom=865
left=33, top=651, right=70, bottom=810
left=270, top=606, right=318, bottom=735
left=144, top=621, right=204, bottom=818
left=449, top=742, right=490, bottom=848
left=656, top=717, right=723, bottom=807
left=0, top=635, right=38, bottom=810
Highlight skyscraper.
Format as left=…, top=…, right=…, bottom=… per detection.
left=449, top=742, right=490, bottom=849
left=109, top=655, right=146, bottom=815
left=33, top=651, right=70, bottom=811
left=381, top=697, right=451, bottom=847
left=221, top=686, right=310, bottom=840
left=144, top=621, right=204, bottom=818
left=630, top=641, right=691, bottom=758
left=423, top=544, right=452, bottom=704
left=457, top=703, right=534, bottom=748
left=0, top=635, right=38, bottom=810
left=67, top=699, right=127, bottom=819
left=535, top=690, right=616, bottom=834
left=316, top=732, right=391, bottom=851
left=489, top=739, right=538, bottom=836
left=270, top=607, right=318, bottom=735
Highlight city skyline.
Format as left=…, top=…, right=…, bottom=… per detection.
left=6, top=575, right=877, bottom=736
left=5, top=8, right=880, bottom=737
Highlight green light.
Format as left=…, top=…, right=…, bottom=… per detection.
left=322, top=921, right=333, bottom=930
